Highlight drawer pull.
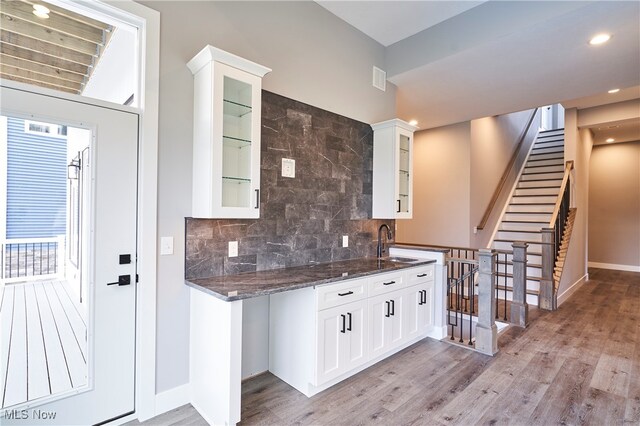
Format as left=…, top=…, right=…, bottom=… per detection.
left=383, top=280, right=396, bottom=286
left=417, top=273, right=428, bottom=278
left=338, top=291, right=354, bottom=297
left=340, top=314, right=346, bottom=333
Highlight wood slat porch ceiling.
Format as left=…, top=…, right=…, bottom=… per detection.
left=0, top=0, right=112, bottom=94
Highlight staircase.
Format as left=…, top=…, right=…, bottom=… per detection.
left=490, top=128, right=565, bottom=305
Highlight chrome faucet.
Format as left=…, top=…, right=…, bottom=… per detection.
left=377, top=224, right=393, bottom=258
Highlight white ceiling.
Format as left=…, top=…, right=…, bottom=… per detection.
left=315, top=1, right=485, bottom=46
left=317, top=1, right=640, bottom=129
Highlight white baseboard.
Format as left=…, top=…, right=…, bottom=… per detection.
left=155, top=383, right=190, bottom=417
left=588, top=261, right=640, bottom=273
left=558, top=274, right=588, bottom=306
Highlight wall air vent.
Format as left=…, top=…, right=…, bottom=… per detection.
left=372, top=66, right=386, bottom=91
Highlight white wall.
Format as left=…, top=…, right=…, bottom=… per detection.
left=137, top=0, right=396, bottom=393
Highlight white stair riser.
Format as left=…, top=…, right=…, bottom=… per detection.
left=525, top=158, right=565, bottom=167
left=503, top=264, right=542, bottom=278
left=521, top=171, right=564, bottom=181
left=496, top=231, right=543, bottom=242
left=498, top=276, right=541, bottom=292
left=524, top=165, right=564, bottom=174
left=500, top=221, right=546, bottom=231
left=538, top=130, right=564, bottom=137
left=534, top=140, right=564, bottom=149
left=517, top=180, right=562, bottom=188
left=507, top=204, right=554, bottom=213
left=511, top=195, right=558, bottom=204
left=514, top=187, right=560, bottom=196
left=528, top=152, right=565, bottom=161
left=530, top=146, right=564, bottom=155
left=503, top=212, right=551, bottom=222
left=493, top=240, right=544, bottom=252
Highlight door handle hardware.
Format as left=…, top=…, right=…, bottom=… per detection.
left=347, top=313, right=352, bottom=331
left=338, top=291, right=354, bottom=297
left=397, top=199, right=401, bottom=213
left=340, top=314, right=346, bottom=333
left=108, top=275, right=131, bottom=286
left=119, top=254, right=132, bottom=265
left=385, top=301, right=390, bottom=317
left=419, top=290, right=424, bottom=305
left=383, top=280, right=396, bottom=286
left=255, top=189, right=260, bottom=209
left=422, top=290, right=427, bottom=304
left=390, top=299, right=395, bottom=316
left=417, top=273, right=427, bottom=278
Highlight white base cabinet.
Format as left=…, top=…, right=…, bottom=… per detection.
left=269, top=264, right=435, bottom=397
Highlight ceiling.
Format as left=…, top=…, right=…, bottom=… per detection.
left=316, top=1, right=485, bottom=47
left=590, top=118, right=640, bottom=146
left=317, top=1, right=640, bottom=129
left=0, top=0, right=112, bottom=94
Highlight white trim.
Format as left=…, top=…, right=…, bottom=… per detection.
left=588, top=261, right=640, bottom=273
left=154, top=383, right=191, bottom=417
left=558, top=274, right=588, bottom=306
left=106, top=1, right=160, bottom=421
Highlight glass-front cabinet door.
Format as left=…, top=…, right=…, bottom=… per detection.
left=372, top=119, right=417, bottom=219
left=188, top=46, right=271, bottom=218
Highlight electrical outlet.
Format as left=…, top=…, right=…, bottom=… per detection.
left=342, top=235, right=349, bottom=247
left=282, top=158, right=295, bottom=178
left=160, top=237, right=173, bottom=255
left=228, top=241, right=238, bottom=257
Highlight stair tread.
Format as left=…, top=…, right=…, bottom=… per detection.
left=495, top=272, right=543, bottom=282
left=495, top=284, right=540, bottom=295
left=498, top=229, right=542, bottom=234
left=513, top=194, right=558, bottom=197
left=502, top=220, right=549, bottom=223
left=509, top=202, right=556, bottom=205
left=522, top=171, right=564, bottom=175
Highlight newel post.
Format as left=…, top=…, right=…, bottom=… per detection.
left=475, top=249, right=498, bottom=356
left=510, top=242, right=529, bottom=327
left=540, top=228, right=557, bottom=310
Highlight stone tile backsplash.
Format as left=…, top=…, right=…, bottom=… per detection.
left=185, top=91, right=395, bottom=279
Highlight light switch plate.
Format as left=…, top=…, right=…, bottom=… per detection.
left=229, top=241, right=238, bottom=258
left=160, top=237, right=173, bottom=255
left=282, top=158, right=295, bottom=178
left=342, top=235, right=349, bottom=247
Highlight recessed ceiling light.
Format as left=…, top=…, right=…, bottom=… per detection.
left=33, top=4, right=50, bottom=18
left=608, top=88, right=620, bottom=94
left=606, top=138, right=615, bottom=143
left=589, top=33, right=611, bottom=45
left=409, top=120, right=418, bottom=126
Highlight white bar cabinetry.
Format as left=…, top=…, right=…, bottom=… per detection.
left=269, top=264, right=435, bottom=397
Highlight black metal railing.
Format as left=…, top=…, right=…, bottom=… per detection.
left=2, top=237, right=63, bottom=281
left=447, top=258, right=478, bottom=345
left=553, top=180, right=571, bottom=262
left=494, top=250, right=510, bottom=322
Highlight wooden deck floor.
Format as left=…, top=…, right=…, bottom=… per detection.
left=0, top=280, right=87, bottom=408
left=130, top=268, right=640, bottom=425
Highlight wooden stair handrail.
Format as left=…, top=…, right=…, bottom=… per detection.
left=477, top=108, right=539, bottom=230
left=548, top=160, right=574, bottom=227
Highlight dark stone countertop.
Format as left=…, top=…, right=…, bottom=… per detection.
left=186, top=257, right=436, bottom=301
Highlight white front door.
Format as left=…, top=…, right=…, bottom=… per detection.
left=1, top=85, right=138, bottom=425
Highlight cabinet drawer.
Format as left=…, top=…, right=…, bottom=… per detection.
left=407, top=265, right=434, bottom=286
left=369, top=272, right=404, bottom=297
left=316, top=278, right=367, bottom=311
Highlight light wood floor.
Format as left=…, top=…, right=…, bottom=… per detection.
left=0, top=280, right=87, bottom=408
left=133, top=268, right=639, bottom=425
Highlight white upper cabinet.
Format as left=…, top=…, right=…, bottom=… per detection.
left=188, top=46, right=271, bottom=218
left=371, top=119, right=417, bottom=219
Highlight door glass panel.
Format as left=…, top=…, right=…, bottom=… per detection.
left=398, top=134, right=410, bottom=213
left=1, top=115, right=91, bottom=409
left=222, top=76, right=253, bottom=208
